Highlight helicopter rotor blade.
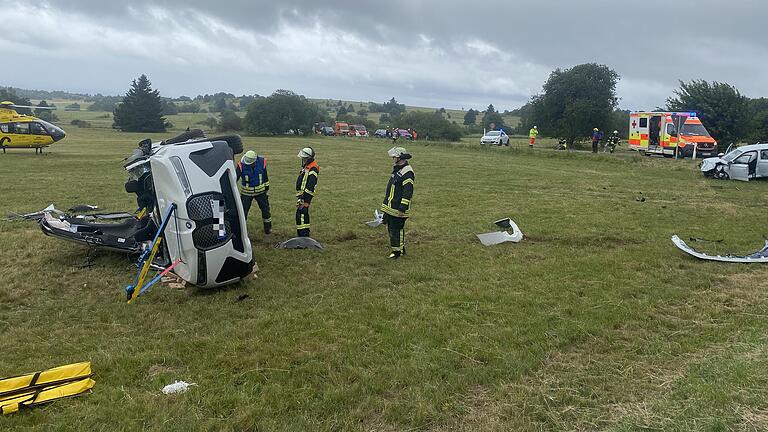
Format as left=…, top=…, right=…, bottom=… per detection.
left=5, top=105, right=57, bottom=110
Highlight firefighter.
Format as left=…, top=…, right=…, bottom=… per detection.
left=236, top=150, right=272, bottom=233
left=604, top=130, right=620, bottom=153
left=529, top=125, right=539, bottom=148
left=591, top=127, right=603, bottom=153
left=295, top=147, right=319, bottom=237
left=381, top=147, right=414, bottom=259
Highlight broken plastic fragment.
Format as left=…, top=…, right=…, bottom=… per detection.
left=68, top=204, right=99, bottom=213
left=476, top=218, right=523, bottom=246
left=276, top=237, right=324, bottom=250
left=671, top=235, right=768, bottom=263
left=161, top=381, right=197, bottom=394
left=365, top=209, right=384, bottom=227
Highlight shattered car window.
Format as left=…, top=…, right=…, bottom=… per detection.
left=722, top=149, right=742, bottom=162
left=733, top=152, right=756, bottom=164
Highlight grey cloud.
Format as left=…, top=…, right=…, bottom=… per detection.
left=10, top=0, right=768, bottom=110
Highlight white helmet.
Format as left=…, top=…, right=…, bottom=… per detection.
left=613, top=130, right=618, bottom=134
left=242, top=150, right=257, bottom=165
left=387, top=147, right=411, bottom=159
left=533, top=125, right=538, bottom=129
left=297, top=147, right=315, bottom=159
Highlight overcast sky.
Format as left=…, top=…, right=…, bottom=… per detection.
left=6, top=0, right=766, bottom=111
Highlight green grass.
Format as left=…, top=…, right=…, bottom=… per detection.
left=2, top=123, right=768, bottom=431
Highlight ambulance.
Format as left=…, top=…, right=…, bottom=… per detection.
left=628, top=112, right=718, bottom=158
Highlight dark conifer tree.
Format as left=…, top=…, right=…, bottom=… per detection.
left=113, top=74, right=167, bottom=132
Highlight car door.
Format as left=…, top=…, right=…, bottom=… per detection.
left=729, top=151, right=756, bottom=181
left=758, top=149, right=768, bottom=178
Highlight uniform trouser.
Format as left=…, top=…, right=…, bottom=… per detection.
left=296, top=206, right=311, bottom=237
left=241, top=194, right=272, bottom=230
left=592, top=140, right=599, bottom=153
left=386, top=215, right=407, bottom=253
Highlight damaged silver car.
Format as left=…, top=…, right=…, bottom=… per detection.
left=700, top=143, right=768, bottom=181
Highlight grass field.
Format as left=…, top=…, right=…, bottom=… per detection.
left=2, top=123, right=768, bottom=431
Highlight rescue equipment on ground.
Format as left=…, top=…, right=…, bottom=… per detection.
left=476, top=218, right=524, bottom=246
left=0, top=362, right=95, bottom=415
left=365, top=209, right=384, bottom=228
left=276, top=237, right=324, bottom=250
left=125, top=204, right=176, bottom=303
left=672, top=235, right=768, bottom=263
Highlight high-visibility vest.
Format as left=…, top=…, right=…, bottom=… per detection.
left=238, top=157, right=269, bottom=196
left=529, top=128, right=538, bottom=138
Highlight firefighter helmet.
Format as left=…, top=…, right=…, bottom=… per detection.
left=593, top=127, right=599, bottom=131
left=242, top=150, right=257, bottom=165
left=387, top=147, right=411, bottom=159
left=297, top=147, right=315, bottom=159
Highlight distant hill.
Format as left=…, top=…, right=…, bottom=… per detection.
left=2, top=87, right=96, bottom=101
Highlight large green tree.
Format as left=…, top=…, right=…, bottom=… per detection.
left=527, top=63, right=619, bottom=144
left=747, top=98, right=768, bottom=143
left=665, top=80, right=749, bottom=145
left=243, top=90, right=326, bottom=136
left=113, top=74, right=167, bottom=132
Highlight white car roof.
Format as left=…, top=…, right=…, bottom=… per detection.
left=733, top=143, right=768, bottom=153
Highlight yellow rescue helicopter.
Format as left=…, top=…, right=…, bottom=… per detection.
left=0, top=101, right=66, bottom=154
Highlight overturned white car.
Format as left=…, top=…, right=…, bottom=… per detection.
left=41, top=130, right=255, bottom=289
left=700, top=143, right=768, bottom=181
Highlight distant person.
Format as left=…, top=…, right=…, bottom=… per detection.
left=591, top=128, right=603, bottom=153
left=391, top=128, right=400, bottom=144
left=411, top=129, right=418, bottom=140
left=236, top=150, right=272, bottom=233
left=381, top=147, right=414, bottom=259
left=529, top=126, right=538, bottom=148
left=295, top=147, right=319, bottom=237
left=604, top=130, right=620, bottom=153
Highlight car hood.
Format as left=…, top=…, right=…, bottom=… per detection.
left=481, top=135, right=501, bottom=140
left=700, top=157, right=724, bottom=172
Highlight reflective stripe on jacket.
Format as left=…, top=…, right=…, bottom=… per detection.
left=296, top=160, right=319, bottom=204
left=237, top=156, right=269, bottom=196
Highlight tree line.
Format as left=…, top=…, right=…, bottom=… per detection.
left=13, top=68, right=764, bottom=146
left=516, top=63, right=767, bottom=148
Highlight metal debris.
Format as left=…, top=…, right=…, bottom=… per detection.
left=476, top=218, right=524, bottom=246
left=671, top=235, right=768, bottom=263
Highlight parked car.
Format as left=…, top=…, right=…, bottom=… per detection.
left=700, top=143, right=768, bottom=181
left=320, top=126, right=335, bottom=136
left=374, top=129, right=388, bottom=138
left=480, top=130, right=510, bottom=146
left=334, top=122, right=349, bottom=136
left=395, top=129, right=413, bottom=140
left=349, top=125, right=368, bottom=137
